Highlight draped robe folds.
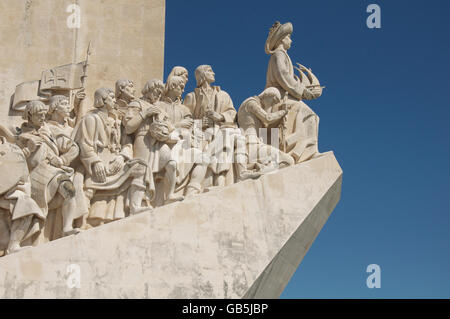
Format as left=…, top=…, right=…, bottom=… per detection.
left=266, top=48, right=320, bottom=163
left=123, top=99, right=178, bottom=203
left=237, top=96, right=294, bottom=170
left=17, top=124, right=75, bottom=243
left=0, top=141, right=44, bottom=250
left=73, top=109, right=144, bottom=223
left=158, top=98, right=201, bottom=191
left=184, top=86, right=237, bottom=185
left=44, top=121, right=89, bottom=238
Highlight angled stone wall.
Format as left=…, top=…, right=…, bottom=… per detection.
left=0, top=152, right=342, bottom=299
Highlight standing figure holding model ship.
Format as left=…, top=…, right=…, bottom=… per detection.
left=265, top=21, right=324, bottom=163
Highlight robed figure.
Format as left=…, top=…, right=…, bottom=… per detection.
left=184, top=65, right=238, bottom=188
left=73, top=88, right=146, bottom=226
left=265, top=21, right=323, bottom=163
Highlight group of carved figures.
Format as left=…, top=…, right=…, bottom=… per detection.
left=0, top=22, right=323, bottom=256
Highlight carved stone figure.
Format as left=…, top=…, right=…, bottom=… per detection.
left=184, top=65, right=237, bottom=188
left=160, top=76, right=193, bottom=130
left=73, top=88, right=146, bottom=226
left=167, top=66, right=189, bottom=86
left=46, top=95, right=89, bottom=236
left=17, top=101, right=80, bottom=238
left=0, top=138, right=44, bottom=255
left=237, top=87, right=294, bottom=180
left=265, top=21, right=323, bottom=163
left=115, top=79, right=137, bottom=119
left=0, top=20, right=329, bottom=257
left=159, top=76, right=208, bottom=198
left=123, top=79, right=183, bottom=210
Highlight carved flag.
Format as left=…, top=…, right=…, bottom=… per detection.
left=40, top=62, right=85, bottom=92
left=12, top=80, right=42, bottom=111
left=12, top=61, right=86, bottom=111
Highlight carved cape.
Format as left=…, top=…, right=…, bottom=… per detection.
left=265, top=48, right=319, bottom=162
left=73, top=109, right=141, bottom=221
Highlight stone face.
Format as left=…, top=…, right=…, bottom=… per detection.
left=0, top=152, right=342, bottom=299
left=0, top=0, right=165, bottom=127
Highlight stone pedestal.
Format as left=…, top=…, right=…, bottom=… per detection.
left=0, top=152, right=342, bottom=299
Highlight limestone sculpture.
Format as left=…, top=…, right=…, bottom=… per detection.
left=123, top=79, right=183, bottom=210
left=0, top=21, right=326, bottom=257
left=184, top=65, right=238, bottom=188
left=73, top=88, right=146, bottom=227
left=0, top=137, right=43, bottom=254
left=265, top=21, right=324, bottom=163
left=237, top=87, right=294, bottom=180
left=18, top=101, right=81, bottom=239
left=167, top=66, right=189, bottom=86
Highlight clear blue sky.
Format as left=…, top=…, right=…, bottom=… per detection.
left=164, top=0, right=450, bottom=298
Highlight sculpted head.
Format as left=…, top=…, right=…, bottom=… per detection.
left=48, top=95, right=71, bottom=120
left=195, top=65, right=215, bottom=87
left=165, top=76, right=185, bottom=101
left=259, top=87, right=282, bottom=109
left=168, top=66, right=188, bottom=85
left=281, top=34, right=292, bottom=50
left=94, top=88, right=116, bottom=110
left=115, top=79, right=136, bottom=102
left=142, top=79, right=165, bottom=104
left=265, top=21, right=293, bottom=54
left=24, top=100, right=48, bottom=128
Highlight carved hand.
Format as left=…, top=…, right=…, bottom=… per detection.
left=268, top=110, right=287, bottom=123
left=144, top=105, right=161, bottom=118
left=206, top=110, right=224, bottom=123
left=50, top=156, right=64, bottom=168
left=27, top=138, right=39, bottom=153
left=202, top=116, right=214, bottom=129
left=75, top=88, right=86, bottom=101
left=277, top=110, right=287, bottom=119
left=109, top=156, right=125, bottom=175
left=177, top=118, right=194, bottom=129
left=93, top=161, right=107, bottom=183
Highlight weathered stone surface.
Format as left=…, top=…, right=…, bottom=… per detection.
left=0, top=0, right=165, bottom=126
left=0, top=151, right=342, bottom=298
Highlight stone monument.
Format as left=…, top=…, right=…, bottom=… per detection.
left=0, top=1, right=342, bottom=299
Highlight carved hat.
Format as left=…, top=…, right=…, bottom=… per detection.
left=265, top=21, right=293, bottom=54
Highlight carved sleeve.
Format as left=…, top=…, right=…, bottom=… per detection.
left=120, top=127, right=133, bottom=161
left=28, top=141, right=49, bottom=169
left=247, top=100, right=281, bottom=126
left=182, top=104, right=193, bottom=119
left=217, top=91, right=236, bottom=124
left=184, top=92, right=196, bottom=116
left=75, top=115, right=101, bottom=175
left=271, top=51, right=304, bottom=100
left=123, top=104, right=144, bottom=135
left=60, top=141, right=80, bottom=166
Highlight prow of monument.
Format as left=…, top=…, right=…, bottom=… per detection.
left=0, top=0, right=342, bottom=298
